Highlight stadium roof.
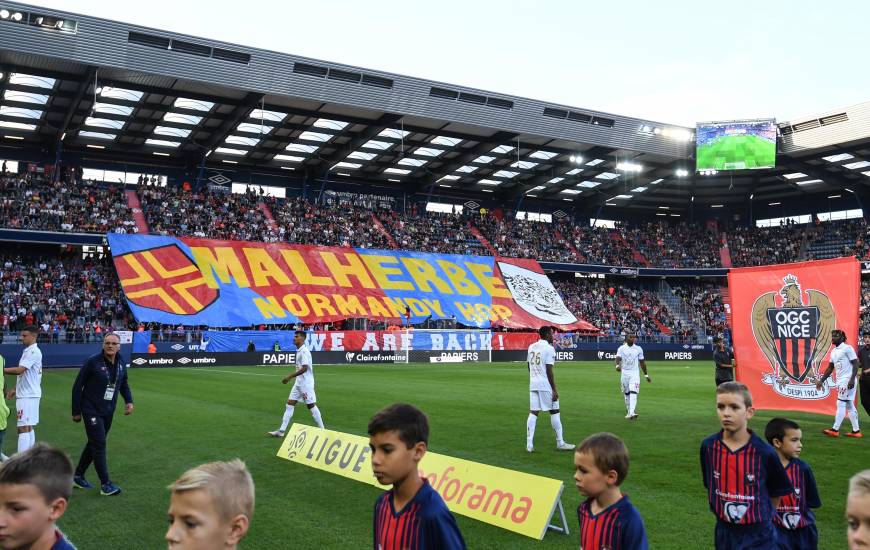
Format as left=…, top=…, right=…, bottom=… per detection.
left=2, top=1, right=870, bottom=216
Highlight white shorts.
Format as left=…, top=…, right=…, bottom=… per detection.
left=16, top=398, right=40, bottom=427
left=529, top=391, right=560, bottom=411
left=837, top=384, right=857, bottom=402
left=289, top=385, right=317, bottom=404
left=621, top=374, right=640, bottom=394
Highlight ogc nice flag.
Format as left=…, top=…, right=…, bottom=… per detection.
left=728, top=257, right=859, bottom=413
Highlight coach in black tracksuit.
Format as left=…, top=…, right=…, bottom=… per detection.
left=859, top=333, right=870, bottom=417
left=713, top=336, right=736, bottom=387
left=71, top=333, right=133, bottom=494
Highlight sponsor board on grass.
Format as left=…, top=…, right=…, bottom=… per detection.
left=277, top=424, right=566, bottom=539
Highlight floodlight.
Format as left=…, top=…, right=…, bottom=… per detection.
left=0, top=10, right=9, bottom=19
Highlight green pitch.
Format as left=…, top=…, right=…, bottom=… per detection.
left=30, top=362, right=865, bottom=549
left=696, top=134, right=776, bottom=170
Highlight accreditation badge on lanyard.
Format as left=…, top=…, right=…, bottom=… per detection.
left=104, top=360, right=121, bottom=401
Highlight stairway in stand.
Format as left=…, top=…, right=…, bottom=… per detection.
left=611, top=230, right=650, bottom=266
left=469, top=223, right=498, bottom=256
left=125, top=190, right=149, bottom=234
left=371, top=212, right=398, bottom=249
left=554, top=229, right=584, bottom=262
left=719, top=233, right=733, bottom=268
left=258, top=202, right=279, bottom=234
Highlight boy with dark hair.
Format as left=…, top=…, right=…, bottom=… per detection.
left=268, top=331, right=324, bottom=437
left=0, top=443, right=75, bottom=549
left=368, top=403, right=465, bottom=550
left=764, top=418, right=821, bottom=550
left=700, top=382, right=793, bottom=550
left=574, top=432, right=648, bottom=550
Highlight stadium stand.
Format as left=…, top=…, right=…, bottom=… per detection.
left=0, top=249, right=132, bottom=341
left=268, top=196, right=393, bottom=249
left=551, top=277, right=696, bottom=342
left=379, top=207, right=486, bottom=256
left=0, top=171, right=137, bottom=234
left=138, top=184, right=275, bottom=242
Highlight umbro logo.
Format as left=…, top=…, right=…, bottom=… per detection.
left=176, top=357, right=192, bottom=365
left=171, top=344, right=184, bottom=350
left=208, top=173, right=231, bottom=186
left=132, top=358, right=146, bottom=365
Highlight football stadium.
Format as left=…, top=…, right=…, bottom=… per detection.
left=0, top=2, right=869, bottom=549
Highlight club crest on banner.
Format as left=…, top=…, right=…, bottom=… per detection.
left=114, top=244, right=219, bottom=315
left=750, top=274, right=835, bottom=400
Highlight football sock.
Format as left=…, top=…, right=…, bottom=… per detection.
left=833, top=400, right=847, bottom=430
left=310, top=406, right=324, bottom=429
left=550, top=413, right=564, bottom=444
left=847, top=402, right=860, bottom=432
left=629, top=393, right=638, bottom=416
left=526, top=414, right=537, bottom=446
left=17, top=431, right=33, bottom=454
left=623, top=392, right=630, bottom=412
left=279, top=405, right=295, bottom=432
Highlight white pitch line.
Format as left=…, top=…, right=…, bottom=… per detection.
left=178, top=368, right=282, bottom=377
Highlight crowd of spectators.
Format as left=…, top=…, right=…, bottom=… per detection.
left=139, top=184, right=275, bottom=242
left=552, top=277, right=696, bottom=341
left=560, top=224, right=637, bottom=266
left=625, top=222, right=721, bottom=268
left=0, top=171, right=136, bottom=234
left=670, top=281, right=728, bottom=338
left=474, top=214, right=578, bottom=262
left=806, top=218, right=870, bottom=260
left=268, top=196, right=392, bottom=249
left=379, top=206, right=485, bottom=255
left=0, top=248, right=132, bottom=342
left=728, top=223, right=809, bottom=267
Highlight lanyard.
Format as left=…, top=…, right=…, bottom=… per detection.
left=103, top=355, right=121, bottom=385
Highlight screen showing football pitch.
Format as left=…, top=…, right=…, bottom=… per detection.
left=695, top=119, right=777, bottom=171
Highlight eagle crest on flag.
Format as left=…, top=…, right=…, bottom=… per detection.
left=751, top=274, right=834, bottom=387
left=114, top=244, right=218, bottom=315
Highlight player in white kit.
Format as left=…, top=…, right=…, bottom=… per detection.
left=268, top=330, right=326, bottom=437
left=615, top=333, right=651, bottom=420
left=526, top=326, right=575, bottom=452
left=3, top=325, right=43, bottom=452
left=817, top=329, right=862, bottom=438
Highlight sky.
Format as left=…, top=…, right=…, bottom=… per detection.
left=30, top=0, right=870, bottom=127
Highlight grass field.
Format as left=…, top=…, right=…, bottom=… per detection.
left=21, top=361, right=866, bottom=549
left=696, top=134, right=776, bottom=170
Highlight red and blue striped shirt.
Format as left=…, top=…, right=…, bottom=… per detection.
left=577, top=494, right=648, bottom=550
left=773, top=458, right=821, bottom=531
left=700, top=430, right=793, bottom=525
left=373, top=479, right=465, bottom=550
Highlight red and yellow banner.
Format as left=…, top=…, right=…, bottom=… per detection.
left=728, top=257, right=859, bottom=413
left=107, top=234, right=596, bottom=331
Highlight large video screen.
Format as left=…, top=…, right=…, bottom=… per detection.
left=695, top=119, right=777, bottom=171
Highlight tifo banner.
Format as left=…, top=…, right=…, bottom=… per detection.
left=728, top=257, right=860, bottom=413
left=107, top=234, right=595, bottom=331
left=277, top=424, right=564, bottom=540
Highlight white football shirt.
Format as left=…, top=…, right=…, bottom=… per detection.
left=528, top=339, right=556, bottom=391
left=830, top=342, right=857, bottom=385
left=616, top=343, right=644, bottom=374
left=294, top=343, right=314, bottom=390
left=16, top=343, right=42, bottom=398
